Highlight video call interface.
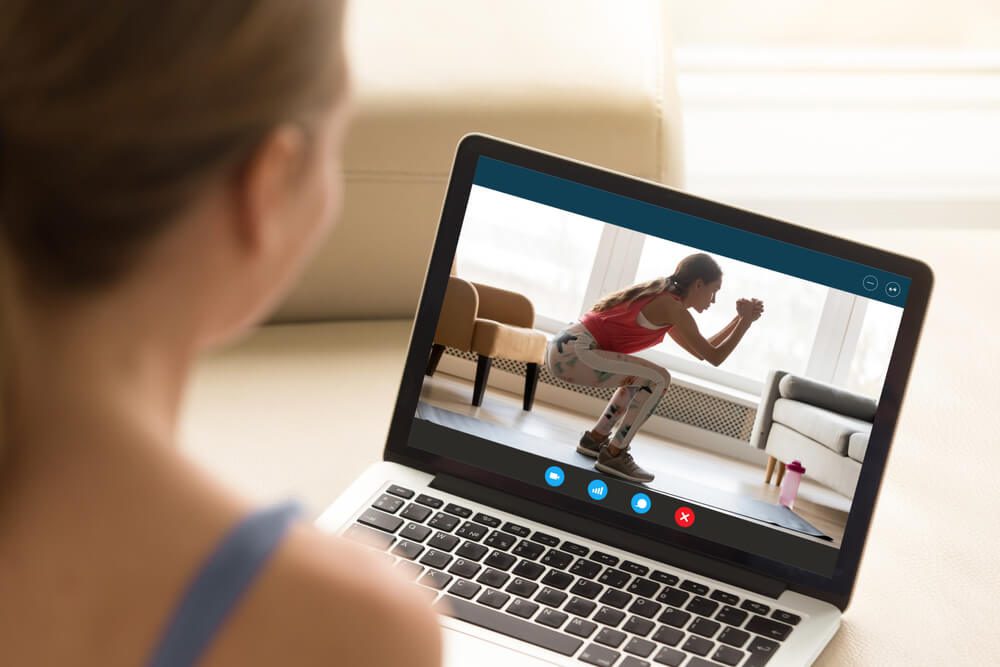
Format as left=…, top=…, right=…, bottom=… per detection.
left=407, top=156, right=911, bottom=577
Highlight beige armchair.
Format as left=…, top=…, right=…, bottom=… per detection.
left=425, top=272, right=547, bottom=410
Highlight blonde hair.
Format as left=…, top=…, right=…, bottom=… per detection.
left=0, top=0, right=348, bottom=461
left=590, top=252, right=722, bottom=312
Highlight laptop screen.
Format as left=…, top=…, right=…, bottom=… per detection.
left=405, top=153, right=913, bottom=579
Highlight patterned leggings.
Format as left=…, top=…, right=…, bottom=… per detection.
left=545, top=321, right=671, bottom=452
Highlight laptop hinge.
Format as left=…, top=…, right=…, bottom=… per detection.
left=430, top=473, right=787, bottom=599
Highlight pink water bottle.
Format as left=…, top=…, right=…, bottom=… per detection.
left=779, top=460, right=806, bottom=509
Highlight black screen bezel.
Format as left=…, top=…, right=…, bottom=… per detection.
left=382, top=133, right=933, bottom=610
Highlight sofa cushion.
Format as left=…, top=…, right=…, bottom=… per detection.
left=848, top=431, right=870, bottom=463
left=778, top=374, right=877, bottom=422
left=772, top=398, right=873, bottom=456
left=471, top=320, right=547, bottom=362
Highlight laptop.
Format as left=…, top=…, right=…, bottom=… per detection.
left=316, top=134, right=933, bottom=666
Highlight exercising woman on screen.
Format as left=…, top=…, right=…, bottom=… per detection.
left=545, top=253, right=763, bottom=483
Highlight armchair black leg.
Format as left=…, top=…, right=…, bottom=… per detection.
left=426, top=343, right=446, bottom=376
left=523, top=362, right=540, bottom=411
left=472, top=355, right=492, bottom=406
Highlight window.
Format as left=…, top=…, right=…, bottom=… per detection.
left=455, top=185, right=604, bottom=324
left=841, top=299, right=904, bottom=399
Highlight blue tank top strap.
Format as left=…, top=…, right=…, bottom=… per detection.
left=146, top=500, right=302, bottom=667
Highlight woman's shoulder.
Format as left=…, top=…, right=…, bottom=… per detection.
left=198, top=520, right=441, bottom=667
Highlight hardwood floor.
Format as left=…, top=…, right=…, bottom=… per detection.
left=420, top=371, right=849, bottom=547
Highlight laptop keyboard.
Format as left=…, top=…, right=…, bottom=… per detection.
left=344, top=483, right=802, bottom=667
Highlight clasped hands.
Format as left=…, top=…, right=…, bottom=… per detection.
left=736, top=298, right=764, bottom=322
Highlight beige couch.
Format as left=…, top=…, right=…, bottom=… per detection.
left=178, top=1, right=1000, bottom=664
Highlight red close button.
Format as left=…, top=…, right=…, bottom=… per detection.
left=674, top=506, right=695, bottom=528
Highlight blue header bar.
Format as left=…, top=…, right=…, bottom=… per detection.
left=472, top=156, right=910, bottom=306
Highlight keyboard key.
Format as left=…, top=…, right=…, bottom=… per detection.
left=448, top=558, right=481, bottom=579
left=579, top=643, right=620, bottom=666
left=529, top=530, right=559, bottom=546
left=448, top=578, right=481, bottom=599
left=385, top=484, right=414, bottom=499
left=443, top=503, right=472, bottom=518
left=772, top=609, right=801, bottom=625
left=535, top=587, right=567, bottom=608
left=710, top=590, right=740, bottom=606
left=712, top=645, right=745, bottom=666
left=512, top=540, right=545, bottom=560
left=456, top=541, right=488, bottom=561
left=746, top=635, right=780, bottom=665
left=502, top=522, right=532, bottom=538
left=471, top=512, right=501, bottom=528
left=589, top=551, right=620, bottom=566
left=570, top=578, right=603, bottom=600
left=541, top=569, right=573, bottom=590
left=598, top=568, right=630, bottom=589
left=428, top=532, right=460, bottom=552
left=506, top=577, right=538, bottom=598
left=478, top=588, right=510, bottom=609
left=624, top=637, right=656, bottom=657
left=512, top=560, right=545, bottom=580
left=565, top=596, right=597, bottom=617
left=372, top=493, right=404, bottom=514
left=627, top=577, right=659, bottom=599
left=394, top=559, right=423, bottom=581
left=477, top=568, right=510, bottom=589
left=658, top=607, right=690, bottom=628
left=599, top=588, right=632, bottom=609
left=686, top=596, right=719, bottom=617
left=718, top=625, right=750, bottom=647
left=594, top=606, right=626, bottom=627
left=655, top=587, right=689, bottom=607
left=621, top=657, right=651, bottom=667
left=400, top=503, right=433, bottom=522
left=689, top=616, right=721, bottom=638
left=651, top=624, right=683, bottom=646
left=537, top=607, right=568, bottom=629
left=507, top=597, right=539, bottom=619
left=415, top=493, right=443, bottom=509
left=650, top=571, right=679, bottom=587
left=541, top=549, right=573, bottom=570
left=433, top=595, right=582, bottom=656
left=417, top=569, right=452, bottom=590
left=620, top=560, right=650, bottom=577
left=357, top=509, right=403, bottom=533
left=419, top=549, right=452, bottom=570
left=716, top=605, right=748, bottom=627
left=484, top=531, right=516, bottom=550
left=745, top=615, right=793, bottom=641
left=390, top=540, right=424, bottom=560
left=570, top=558, right=603, bottom=579
left=652, top=646, right=685, bottom=666
left=428, top=512, right=459, bottom=532
left=343, top=524, right=394, bottom=550
left=566, top=617, right=598, bottom=638
left=455, top=521, right=487, bottom=541
left=627, top=597, right=661, bottom=619
left=594, top=627, right=627, bottom=648
left=484, top=550, right=516, bottom=571
left=559, top=540, right=589, bottom=556
left=740, top=600, right=770, bottom=615
left=623, top=615, right=655, bottom=637
left=400, top=522, right=432, bottom=542
left=682, top=635, right=714, bottom=656
left=679, top=580, right=709, bottom=596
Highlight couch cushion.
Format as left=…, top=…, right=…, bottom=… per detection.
left=471, top=320, right=547, bottom=362
left=778, top=374, right=877, bottom=421
left=848, top=432, right=870, bottom=463
left=772, top=398, right=873, bottom=456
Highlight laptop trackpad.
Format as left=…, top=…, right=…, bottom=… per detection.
left=443, top=625, right=561, bottom=666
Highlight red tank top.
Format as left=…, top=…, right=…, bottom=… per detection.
left=580, top=292, right=678, bottom=354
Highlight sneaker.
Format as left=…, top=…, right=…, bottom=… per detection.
left=577, top=431, right=609, bottom=458
left=595, top=446, right=655, bottom=483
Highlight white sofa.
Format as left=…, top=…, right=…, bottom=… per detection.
left=177, top=1, right=1000, bottom=663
